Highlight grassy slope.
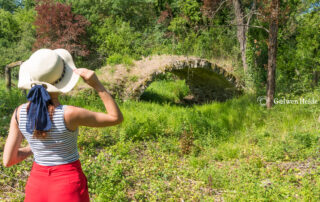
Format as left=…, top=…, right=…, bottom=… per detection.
left=1, top=78, right=320, bottom=201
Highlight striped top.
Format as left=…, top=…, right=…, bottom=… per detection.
left=19, top=103, right=79, bottom=166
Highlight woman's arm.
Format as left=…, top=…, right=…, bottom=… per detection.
left=3, top=109, right=33, bottom=167
left=64, top=68, right=123, bottom=129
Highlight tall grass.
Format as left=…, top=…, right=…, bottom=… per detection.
left=140, top=78, right=190, bottom=104
left=0, top=80, right=26, bottom=137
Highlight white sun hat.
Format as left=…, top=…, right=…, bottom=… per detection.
left=18, top=48, right=80, bottom=93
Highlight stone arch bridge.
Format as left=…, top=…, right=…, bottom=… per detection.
left=76, top=55, right=242, bottom=103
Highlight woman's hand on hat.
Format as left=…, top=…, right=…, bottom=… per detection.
left=73, top=68, right=104, bottom=90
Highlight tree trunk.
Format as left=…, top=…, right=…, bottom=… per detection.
left=312, top=70, right=320, bottom=88
left=266, top=0, right=279, bottom=109
left=233, top=0, right=248, bottom=73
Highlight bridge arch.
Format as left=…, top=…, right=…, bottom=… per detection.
left=124, top=57, right=242, bottom=103
left=74, top=55, right=242, bottom=103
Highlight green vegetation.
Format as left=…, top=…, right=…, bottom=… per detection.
left=140, top=74, right=190, bottom=104
left=1, top=0, right=320, bottom=200
left=1, top=0, right=319, bottom=94
left=1, top=78, right=320, bottom=200
left=107, top=53, right=134, bottom=67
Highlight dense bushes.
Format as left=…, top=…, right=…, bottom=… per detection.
left=96, top=18, right=142, bottom=60
left=0, top=7, right=35, bottom=75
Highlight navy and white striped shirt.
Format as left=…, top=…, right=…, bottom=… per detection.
left=19, top=104, right=79, bottom=166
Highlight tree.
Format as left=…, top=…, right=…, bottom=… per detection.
left=232, top=0, right=256, bottom=73
left=246, top=0, right=293, bottom=107
left=33, top=0, right=90, bottom=57
left=266, top=0, right=279, bottom=108
left=0, top=0, right=19, bottom=12
left=202, top=0, right=257, bottom=73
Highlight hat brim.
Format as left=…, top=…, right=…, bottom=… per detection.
left=18, top=49, right=80, bottom=93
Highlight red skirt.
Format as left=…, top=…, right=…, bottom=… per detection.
left=24, top=160, right=90, bottom=202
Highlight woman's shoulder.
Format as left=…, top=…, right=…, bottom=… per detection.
left=63, top=105, right=82, bottom=113
left=63, top=105, right=85, bottom=131
left=15, top=102, right=29, bottom=123
left=19, top=102, right=28, bottom=108
left=63, top=105, right=87, bottom=119
left=17, top=102, right=29, bottom=113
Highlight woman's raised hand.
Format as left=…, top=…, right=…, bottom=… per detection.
left=73, top=68, right=104, bottom=90
left=70, top=68, right=123, bottom=128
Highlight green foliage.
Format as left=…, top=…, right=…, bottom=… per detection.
left=2, top=78, right=320, bottom=200
left=168, top=16, right=189, bottom=37
left=0, top=8, right=35, bottom=75
left=296, top=11, right=320, bottom=83
left=177, top=0, right=202, bottom=23
left=64, top=0, right=239, bottom=66
left=245, top=34, right=268, bottom=93
left=66, top=0, right=156, bottom=30
left=95, top=18, right=142, bottom=59
left=0, top=0, right=19, bottom=12
left=21, top=0, right=36, bottom=10
left=106, top=53, right=134, bottom=66
left=161, top=0, right=238, bottom=59
left=2, top=0, right=320, bottom=199
left=63, top=0, right=157, bottom=65
left=12, top=8, right=36, bottom=59
left=275, top=7, right=320, bottom=95
left=140, top=75, right=190, bottom=104
left=80, top=151, right=128, bottom=200
left=0, top=9, right=19, bottom=44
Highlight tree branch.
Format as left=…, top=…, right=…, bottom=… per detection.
left=246, top=0, right=257, bottom=28
left=212, top=0, right=228, bottom=19
left=228, top=23, right=269, bottom=33
left=204, top=0, right=228, bottom=19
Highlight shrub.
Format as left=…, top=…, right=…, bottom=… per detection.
left=34, top=0, right=90, bottom=57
